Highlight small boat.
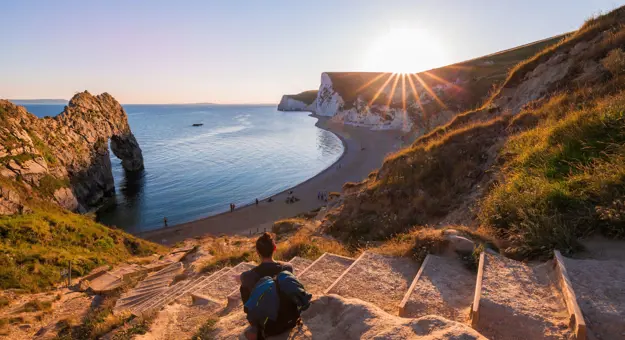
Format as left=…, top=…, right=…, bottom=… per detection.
left=192, top=123, right=204, bottom=127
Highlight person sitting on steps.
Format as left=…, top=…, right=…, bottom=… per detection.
left=239, top=233, right=310, bottom=340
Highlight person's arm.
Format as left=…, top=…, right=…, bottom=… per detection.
left=240, top=272, right=251, bottom=304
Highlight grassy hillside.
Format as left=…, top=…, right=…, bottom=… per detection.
left=0, top=204, right=162, bottom=292
left=324, top=7, right=625, bottom=259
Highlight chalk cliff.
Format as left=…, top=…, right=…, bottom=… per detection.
left=0, top=91, right=143, bottom=214
left=277, top=90, right=318, bottom=112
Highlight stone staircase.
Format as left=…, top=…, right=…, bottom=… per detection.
left=113, top=248, right=624, bottom=339
left=114, top=262, right=183, bottom=313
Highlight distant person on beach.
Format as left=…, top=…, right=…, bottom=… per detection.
left=268, top=197, right=273, bottom=202
left=256, top=198, right=259, bottom=205
left=163, top=216, right=168, bottom=227
left=239, top=233, right=311, bottom=340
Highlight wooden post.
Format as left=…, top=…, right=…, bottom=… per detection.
left=399, top=255, right=431, bottom=317
left=554, top=250, right=587, bottom=340
left=470, top=252, right=486, bottom=328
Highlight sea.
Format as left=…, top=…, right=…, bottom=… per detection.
left=24, top=104, right=343, bottom=233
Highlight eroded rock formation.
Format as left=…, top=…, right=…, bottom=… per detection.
left=0, top=91, right=143, bottom=214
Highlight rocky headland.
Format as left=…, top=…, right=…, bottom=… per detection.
left=0, top=91, right=143, bottom=214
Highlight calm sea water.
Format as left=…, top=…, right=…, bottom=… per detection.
left=25, top=104, right=343, bottom=233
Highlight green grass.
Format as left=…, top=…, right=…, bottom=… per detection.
left=191, top=318, right=218, bottom=340
left=0, top=207, right=163, bottom=292
left=480, top=92, right=625, bottom=259
left=37, top=175, right=70, bottom=197
left=21, top=299, right=52, bottom=312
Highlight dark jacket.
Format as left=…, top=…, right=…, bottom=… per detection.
left=240, top=261, right=293, bottom=304
left=240, top=261, right=296, bottom=338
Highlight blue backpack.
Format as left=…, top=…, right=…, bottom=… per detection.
left=244, top=270, right=312, bottom=329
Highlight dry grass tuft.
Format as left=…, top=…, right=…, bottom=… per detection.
left=275, top=228, right=350, bottom=261
left=372, top=227, right=449, bottom=263
left=272, top=218, right=307, bottom=236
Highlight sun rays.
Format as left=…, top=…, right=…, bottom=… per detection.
left=348, top=71, right=460, bottom=122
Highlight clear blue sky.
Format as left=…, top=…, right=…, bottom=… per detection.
left=0, top=0, right=621, bottom=104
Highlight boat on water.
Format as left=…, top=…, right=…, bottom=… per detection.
left=192, top=123, right=204, bottom=127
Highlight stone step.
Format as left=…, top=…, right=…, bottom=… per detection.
left=298, top=253, right=356, bottom=295
left=325, top=251, right=418, bottom=315
left=114, top=262, right=184, bottom=313
left=115, top=289, right=167, bottom=311
left=140, top=262, right=183, bottom=281
left=189, top=266, right=233, bottom=294
left=288, top=256, right=314, bottom=274
left=133, top=276, right=205, bottom=316
left=131, top=280, right=173, bottom=293
left=474, top=252, right=571, bottom=339
left=88, top=272, right=123, bottom=293
left=131, top=267, right=231, bottom=316
left=399, top=255, right=475, bottom=322
left=192, top=262, right=256, bottom=303
left=557, top=253, right=625, bottom=340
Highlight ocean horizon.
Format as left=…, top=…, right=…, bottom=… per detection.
left=24, top=104, right=343, bottom=233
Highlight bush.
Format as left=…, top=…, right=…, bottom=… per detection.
left=602, top=48, right=625, bottom=76
left=373, top=227, right=449, bottom=263
left=271, top=218, right=305, bottom=235
left=21, top=299, right=52, bottom=312
left=191, top=318, right=218, bottom=340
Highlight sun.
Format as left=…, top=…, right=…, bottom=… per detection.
left=364, top=27, right=450, bottom=74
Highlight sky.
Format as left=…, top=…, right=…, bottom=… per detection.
left=0, top=0, right=622, bottom=104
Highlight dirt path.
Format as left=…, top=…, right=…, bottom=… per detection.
left=402, top=255, right=475, bottom=322
left=477, top=253, right=570, bottom=339
left=327, top=252, right=418, bottom=315
left=140, top=116, right=407, bottom=245
left=561, top=256, right=625, bottom=340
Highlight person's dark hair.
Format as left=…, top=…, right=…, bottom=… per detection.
left=256, top=232, right=276, bottom=258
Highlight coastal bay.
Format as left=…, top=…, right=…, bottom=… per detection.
left=141, top=115, right=409, bottom=245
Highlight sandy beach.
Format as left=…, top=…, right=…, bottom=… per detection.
left=140, top=115, right=409, bottom=245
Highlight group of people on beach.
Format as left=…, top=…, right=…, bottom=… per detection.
left=317, top=191, right=329, bottom=202
left=230, top=203, right=236, bottom=212
left=285, top=190, right=299, bottom=204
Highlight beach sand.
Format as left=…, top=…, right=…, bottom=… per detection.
left=140, top=115, right=409, bottom=245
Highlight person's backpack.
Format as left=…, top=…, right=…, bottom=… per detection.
left=244, top=270, right=312, bottom=336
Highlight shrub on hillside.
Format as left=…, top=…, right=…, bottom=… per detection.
left=602, top=48, right=625, bottom=76
left=271, top=218, right=306, bottom=235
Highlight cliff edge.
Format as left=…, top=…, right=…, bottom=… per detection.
left=0, top=91, right=143, bottom=214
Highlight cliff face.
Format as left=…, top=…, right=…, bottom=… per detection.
left=277, top=90, right=318, bottom=112
left=281, top=35, right=565, bottom=133
left=277, top=95, right=317, bottom=112
left=0, top=91, right=143, bottom=214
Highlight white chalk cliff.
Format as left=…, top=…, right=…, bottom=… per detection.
left=314, top=72, right=462, bottom=132
left=277, top=95, right=317, bottom=112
